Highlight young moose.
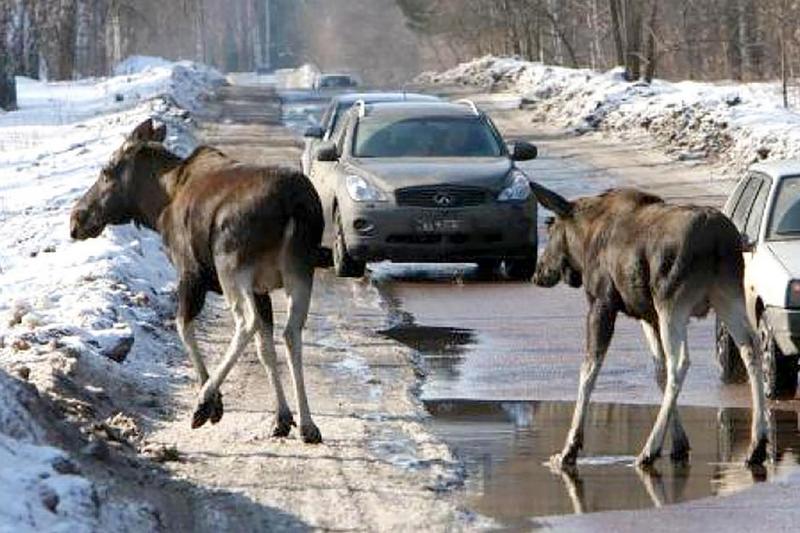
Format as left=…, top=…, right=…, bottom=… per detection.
left=71, top=119, right=325, bottom=443
left=531, top=184, right=769, bottom=468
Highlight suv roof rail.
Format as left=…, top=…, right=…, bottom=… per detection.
left=454, top=98, right=480, bottom=116
left=354, top=99, right=367, bottom=118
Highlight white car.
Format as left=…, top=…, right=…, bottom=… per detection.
left=717, top=161, right=800, bottom=398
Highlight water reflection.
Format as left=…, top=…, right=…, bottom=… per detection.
left=426, top=401, right=800, bottom=528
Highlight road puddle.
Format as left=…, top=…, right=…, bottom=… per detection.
left=425, top=400, right=800, bottom=528
left=380, top=324, right=476, bottom=356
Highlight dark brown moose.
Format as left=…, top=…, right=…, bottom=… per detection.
left=71, top=119, right=326, bottom=443
left=531, top=185, right=768, bottom=468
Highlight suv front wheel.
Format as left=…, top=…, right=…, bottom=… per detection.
left=759, top=317, right=798, bottom=399
left=505, top=255, right=537, bottom=282
left=333, top=211, right=366, bottom=278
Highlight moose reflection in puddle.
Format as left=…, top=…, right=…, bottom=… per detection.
left=426, top=401, right=800, bottom=528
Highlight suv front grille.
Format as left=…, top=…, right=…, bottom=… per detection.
left=395, top=186, right=488, bottom=208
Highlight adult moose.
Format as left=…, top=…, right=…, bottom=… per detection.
left=531, top=185, right=769, bottom=468
left=71, top=119, right=325, bottom=443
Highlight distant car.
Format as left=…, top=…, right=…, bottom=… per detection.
left=308, top=100, right=540, bottom=279
left=302, top=92, right=441, bottom=175
left=717, top=161, right=800, bottom=398
left=313, top=73, right=359, bottom=91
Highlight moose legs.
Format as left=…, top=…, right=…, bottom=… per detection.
left=551, top=302, right=616, bottom=468
left=254, top=293, right=295, bottom=438
left=638, top=306, right=692, bottom=466
left=192, top=270, right=260, bottom=428
left=641, top=321, right=691, bottom=461
left=283, top=274, right=321, bottom=444
left=176, top=276, right=225, bottom=424
left=712, top=291, right=769, bottom=466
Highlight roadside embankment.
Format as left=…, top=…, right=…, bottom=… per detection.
left=0, top=56, right=225, bottom=531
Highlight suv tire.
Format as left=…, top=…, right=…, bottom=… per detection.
left=476, top=260, right=501, bottom=280
left=505, top=255, right=537, bottom=282
left=759, top=317, right=798, bottom=399
left=333, top=211, right=366, bottom=278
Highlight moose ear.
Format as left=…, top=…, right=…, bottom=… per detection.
left=129, top=118, right=166, bottom=143
left=152, top=122, right=167, bottom=143
left=129, top=119, right=155, bottom=142
left=530, top=182, right=573, bottom=217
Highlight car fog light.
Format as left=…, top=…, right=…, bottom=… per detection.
left=353, top=218, right=375, bottom=234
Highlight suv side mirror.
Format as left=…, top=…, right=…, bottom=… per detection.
left=315, top=142, right=339, bottom=162
left=304, top=126, right=325, bottom=139
left=509, top=141, right=538, bottom=162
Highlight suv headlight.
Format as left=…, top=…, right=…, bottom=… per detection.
left=346, top=175, right=386, bottom=202
left=789, top=280, right=800, bottom=309
left=498, top=170, right=531, bottom=202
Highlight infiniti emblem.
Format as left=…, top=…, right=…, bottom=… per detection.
left=433, top=192, right=454, bottom=207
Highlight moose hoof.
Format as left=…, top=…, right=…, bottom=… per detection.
left=636, top=449, right=662, bottom=468
left=271, top=410, right=296, bottom=438
left=301, top=422, right=322, bottom=444
left=745, top=438, right=768, bottom=467
left=670, top=439, right=691, bottom=463
left=549, top=452, right=577, bottom=471
left=209, top=392, right=224, bottom=425
left=670, top=447, right=691, bottom=463
left=191, top=401, right=213, bottom=429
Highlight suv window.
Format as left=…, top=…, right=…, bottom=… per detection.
left=744, top=176, right=770, bottom=242
left=730, top=176, right=761, bottom=230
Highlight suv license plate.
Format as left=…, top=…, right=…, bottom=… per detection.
left=416, top=218, right=462, bottom=233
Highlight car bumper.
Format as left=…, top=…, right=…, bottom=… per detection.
left=765, top=307, right=800, bottom=356
left=341, top=201, right=538, bottom=263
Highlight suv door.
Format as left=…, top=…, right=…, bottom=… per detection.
left=311, top=113, right=352, bottom=246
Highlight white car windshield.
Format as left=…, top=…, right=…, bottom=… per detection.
left=768, top=176, right=800, bottom=240
left=353, top=117, right=503, bottom=158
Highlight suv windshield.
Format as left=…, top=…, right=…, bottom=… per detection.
left=768, top=176, right=800, bottom=240
left=353, top=116, right=503, bottom=158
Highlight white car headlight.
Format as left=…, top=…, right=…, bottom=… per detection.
left=498, top=170, right=531, bottom=202
left=346, top=175, right=386, bottom=202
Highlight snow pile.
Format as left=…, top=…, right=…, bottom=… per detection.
left=418, top=56, right=800, bottom=171
left=0, top=58, right=222, bottom=531
left=113, top=55, right=174, bottom=75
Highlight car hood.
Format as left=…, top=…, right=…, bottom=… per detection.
left=348, top=158, right=514, bottom=191
left=767, top=241, right=800, bottom=276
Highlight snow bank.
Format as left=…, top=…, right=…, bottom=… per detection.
left=0, top=57, right=222, bottom=532
left=418, top=56, right=800, bottom=172
left=113, top=55, right=174, bottom=76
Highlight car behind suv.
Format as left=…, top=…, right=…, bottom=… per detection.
left=308, top=100, right=540, bottom=279
left=717, top=161, right=800, bottom=397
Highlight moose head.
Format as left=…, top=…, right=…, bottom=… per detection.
left=70, top=119, right=171, bottom=240
left=530, top=182, right=583, bottom=289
